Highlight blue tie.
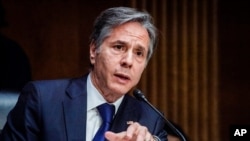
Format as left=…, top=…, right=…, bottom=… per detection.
left=93, top=103, right=115, bottom=141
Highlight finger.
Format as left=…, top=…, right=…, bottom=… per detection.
left=105, top=131, right=128, bottom=141
left=144, top=131, right=154, bottom=141
left=131, top=123, right=154, bottom=141
left=126, top=122, right=141, bottom=138
left=135, top=125, right=148, bottom=141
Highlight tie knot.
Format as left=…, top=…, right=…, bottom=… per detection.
left=97, top=103, right=115, bottom=123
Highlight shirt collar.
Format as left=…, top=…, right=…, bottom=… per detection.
left=87, top=73, right=124, bottom=114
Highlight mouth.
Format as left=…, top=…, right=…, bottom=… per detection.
left=114, top=73, right=131, bottom=82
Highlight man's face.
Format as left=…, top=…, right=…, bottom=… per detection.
left=90, top=22, right=150, bottom=102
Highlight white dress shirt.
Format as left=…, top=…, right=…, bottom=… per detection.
left=86, top=73, right=124, bottom=141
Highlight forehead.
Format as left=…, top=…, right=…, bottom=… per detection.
left=107, top=22, right=150, bottom=48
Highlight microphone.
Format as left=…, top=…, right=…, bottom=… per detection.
left=133, top=89, right=186, bottom=141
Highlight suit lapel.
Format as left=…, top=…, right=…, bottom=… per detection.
left=110, top=95, right=140, bottom=133
left=63, top=76, right=88, bottom=141
left=61, top=76, right=141, bottom=139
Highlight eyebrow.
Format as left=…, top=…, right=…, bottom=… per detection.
left=112, top=40, right=147, bottom=51
left=111, top=40, right=127, bottom=45
left=136, top=46, right=146, bottom=53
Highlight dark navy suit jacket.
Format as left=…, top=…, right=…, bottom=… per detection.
left=0, top=74, right=167, bottom=141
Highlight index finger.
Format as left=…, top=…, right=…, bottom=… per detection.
left=126, top=122, right=141, bottom=139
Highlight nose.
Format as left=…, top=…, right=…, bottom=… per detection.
left=120, top=51, right=133, bottom=68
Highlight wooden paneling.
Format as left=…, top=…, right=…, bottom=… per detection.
left=130, top=0, right=219, bottom=141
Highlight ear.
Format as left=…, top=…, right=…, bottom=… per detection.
left=89, top=41, right=97, bottom=65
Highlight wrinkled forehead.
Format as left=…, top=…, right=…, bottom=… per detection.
left=106, top=22, right=150, bottom=49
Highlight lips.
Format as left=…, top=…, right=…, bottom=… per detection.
left=114, top=73, right=131, bottom=81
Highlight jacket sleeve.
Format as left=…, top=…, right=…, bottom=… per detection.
left=0, top=82, right=41, bottom=141
left=153, top=115, right=168, bottom=141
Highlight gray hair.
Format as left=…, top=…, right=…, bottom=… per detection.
left=90, top=7, right=158, bottom=61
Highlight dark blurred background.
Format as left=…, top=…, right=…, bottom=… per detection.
left=0, top=0, right=249, bottom=141
left=219, top=0, right=250, bottom=140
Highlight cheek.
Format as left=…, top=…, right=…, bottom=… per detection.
left=95, top=53, right=116, bottom=72
left=134, top=65, right=146, bottom=82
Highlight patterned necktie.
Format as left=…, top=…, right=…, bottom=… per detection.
left=93, top=103, right=115, bottom=141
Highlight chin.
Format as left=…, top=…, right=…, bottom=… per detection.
left=108, top=81, right=135, bottom=94
left=114, top=89, right=127, bottom=95
left=110, top=86, right=130, bottom=95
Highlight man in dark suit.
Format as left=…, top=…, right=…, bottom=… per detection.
left=0, top=7, right=167, bottom=141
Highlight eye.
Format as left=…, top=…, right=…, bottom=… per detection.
left=134, top=48, right=145, bottom=58
left=136, top=51, right=144, bottom=57
left=114, top=45, right=125, bottom=51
